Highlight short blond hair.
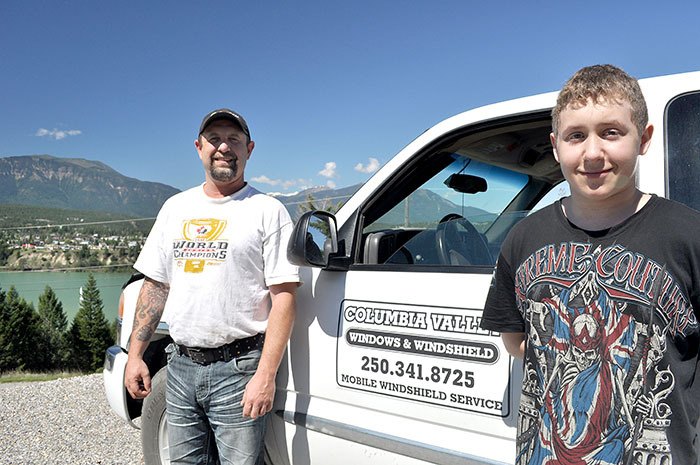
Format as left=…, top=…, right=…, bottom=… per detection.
left=551, top=64, right=648, bottom=137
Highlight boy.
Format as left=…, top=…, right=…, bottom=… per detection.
left=480, top=65, right=700, bottom=465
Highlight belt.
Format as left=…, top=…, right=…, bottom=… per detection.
left=177, top=333, right=265, bottom=365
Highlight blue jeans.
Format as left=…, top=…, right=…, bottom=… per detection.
left=165, top=345, right=266, bottom=465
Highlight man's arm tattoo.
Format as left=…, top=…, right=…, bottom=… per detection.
left=133, top=279, right=170, bottom=342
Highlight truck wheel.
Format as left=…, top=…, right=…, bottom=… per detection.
left=141, top=368, right=170, bottom=465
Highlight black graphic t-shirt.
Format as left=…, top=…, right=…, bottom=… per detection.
left=481, top=195, right=700, bottom=465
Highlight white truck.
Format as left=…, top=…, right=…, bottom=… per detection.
left=104, top=70, right=700, bottom=464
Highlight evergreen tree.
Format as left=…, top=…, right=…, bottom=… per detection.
left=109, top=318, right=119, bottom=343
left=297, top=194, right=343, bottom=238
left=0, top=288, right=9, bottom=372
left=69, top=274, right=113, bottom=372
left=37, top=285, right=70, bottom=370
left=0, top=241, right=11, bottom=266
left=0, top=287, right=45, bottom=372
left=74, top=245, right=100, bottom=268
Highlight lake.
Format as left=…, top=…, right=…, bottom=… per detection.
left=0, top=271, right=134, bottom=323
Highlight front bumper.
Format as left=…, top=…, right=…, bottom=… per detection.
left=103, top=345, right=138, bottom=428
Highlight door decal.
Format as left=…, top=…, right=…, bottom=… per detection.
left=337, top=299, right=512, bottom=417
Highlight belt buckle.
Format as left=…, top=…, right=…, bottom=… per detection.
left=186, top=347, right=208, bottom=364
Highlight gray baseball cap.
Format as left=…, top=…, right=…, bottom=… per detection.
left=199, top=108, right=250, bottom=138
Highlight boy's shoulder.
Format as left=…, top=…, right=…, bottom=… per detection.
left=644, top=195, right=700, bottom=223
left=643, top=196, right=700, bottom=236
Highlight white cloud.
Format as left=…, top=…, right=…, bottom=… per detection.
left=354, top=157, right=380, bottom=174
left=35, top=128, right=82, bottom=140
left=251, top=176, right=312, bottom=191
left=251, top=175, right=280, bottom=186
left=326, top=180, right=337, bottom=189
left=318, top=161, right=337, bottom=178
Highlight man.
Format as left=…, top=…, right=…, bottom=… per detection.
left=124, top=108, right=300, bottom=465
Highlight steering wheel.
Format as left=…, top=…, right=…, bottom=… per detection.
left=435, top=214, right=493, bottom=265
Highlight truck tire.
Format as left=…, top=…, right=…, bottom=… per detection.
left=141, top=368, right=170, bottom=465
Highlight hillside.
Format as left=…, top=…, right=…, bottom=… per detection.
left=0, top=155, right=179, bottom=217
left=274, top=184, right=362, bottom=220
left=0, top=155, right=494, bottom=233
left=373, top=189, right=494, bottom=228
left=274, top=184, right=494, bottom=227
left=0, top=203, right=149, bottom=271
left=0, top=204, right=152, bottom=232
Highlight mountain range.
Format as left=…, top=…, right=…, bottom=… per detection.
left=0, top=155, right=179, bottom=217
left=273, top=184, right=361, bottom=219
left=0, top=155, right=490, bottom=225
left=0, top=155, right=361, bottom=219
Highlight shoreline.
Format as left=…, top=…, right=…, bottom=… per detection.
left=0, top=270, right=134, bottom=323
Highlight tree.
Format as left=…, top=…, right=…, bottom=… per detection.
left=37, top=285, right=70, bottom=370
left=297, top=193, right=343, bottom=217
left=0, top=241, right=11, bottom=266
left=297, top=194, right=343, bottom=239
left=38, top=285, right=67, bottom=333
left=0, top=287, right=46, bottom=372
left=0, top=288, right=9, bottom=372
left=69, top=274, right=113, bottom=372
left=74, top=244, right=100, bottom=268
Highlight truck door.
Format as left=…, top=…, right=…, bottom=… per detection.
left=271, top=112, right=565, bottom=465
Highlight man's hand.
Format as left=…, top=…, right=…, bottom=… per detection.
left=125, top=356, right=152, bottom=399
left=123, top=277, right=169, bottom=399
left=240, top=281, right=297, bottom=419
left=241, top=371, right=275, bottom=419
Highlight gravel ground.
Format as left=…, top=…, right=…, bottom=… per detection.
left=0, top=373, right=144, bottom=465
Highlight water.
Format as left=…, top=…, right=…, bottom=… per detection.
left=0, top=271, right=134, bottom=323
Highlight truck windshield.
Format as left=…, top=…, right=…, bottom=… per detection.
left=368, top=156, right=528, bottom=234
left=358, top=114, right=562, bottom=267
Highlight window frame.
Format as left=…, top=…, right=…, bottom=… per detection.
left=665, top=90, right=700, bottom=211
left=349, top=110, right=561, bottom=273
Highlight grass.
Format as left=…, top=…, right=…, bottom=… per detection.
left=0, top=370, right=87, bottom=383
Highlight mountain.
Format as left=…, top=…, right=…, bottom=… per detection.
left=0, top=155, right=360, bottom=220
left=272, top=183, right=494, bottom=226
left=373, top=189, right=494, bottom=227
left=0, top=155, right=494, bottom=225
left=273, top=184, right=362, bottom=220
left=0, top=155, right=180, bottom=217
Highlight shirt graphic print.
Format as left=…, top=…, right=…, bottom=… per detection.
left=172, top=218, right=228, bottom=273
left=514, top=241, right=695, bottom=465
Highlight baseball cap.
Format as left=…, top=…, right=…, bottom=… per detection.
left=199, top=108, right=251, bottom=139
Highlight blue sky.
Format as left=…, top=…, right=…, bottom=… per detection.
left=2, top=0, right=699, bottom=195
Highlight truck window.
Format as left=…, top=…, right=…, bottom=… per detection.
left=365, top=158, right=527, bottom=234
left=530, top=181, right=569, bottom=212
left=358, top=115, right=563, bottom=268
left=667, top=92, right=700, bottom=211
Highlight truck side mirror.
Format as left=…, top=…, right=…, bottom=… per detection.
left=288, top=211, right=339, bottom=268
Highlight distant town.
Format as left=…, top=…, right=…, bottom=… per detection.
left=0, top=217, right=148, bottom=272
left=0, top=176, right=350, bottom=272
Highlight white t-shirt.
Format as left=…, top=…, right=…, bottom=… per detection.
left=134, top=184, right=300, bottom=348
